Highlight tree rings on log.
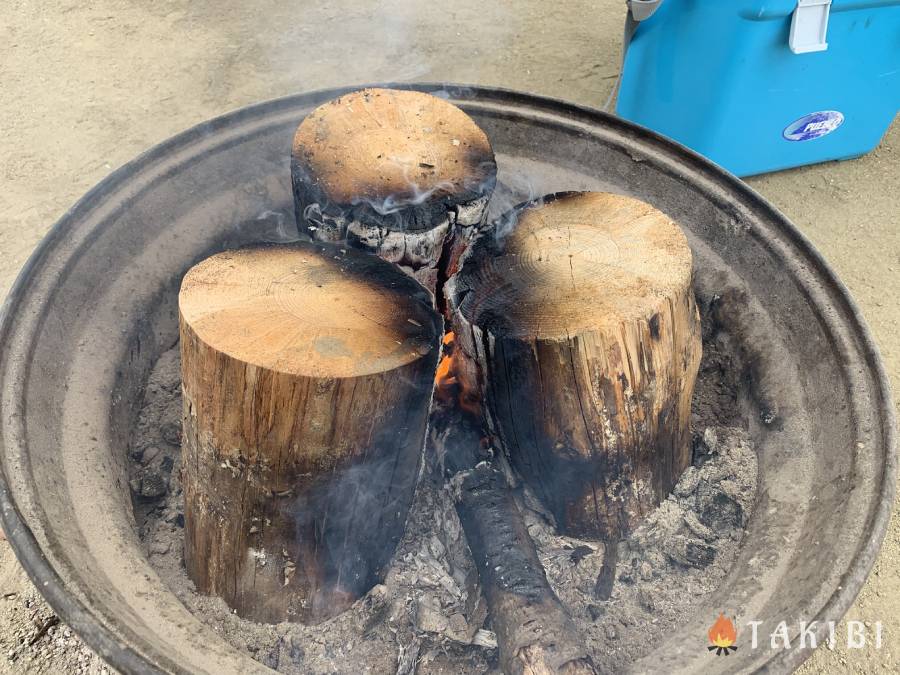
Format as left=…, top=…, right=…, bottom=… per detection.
left=179, top=242, right=441, bottom=623
left=448, top=191, right=702, bottom=540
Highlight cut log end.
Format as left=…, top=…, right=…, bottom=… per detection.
left=292, top=87, right=496, bottom=208
left=453, top=191, right=694, bottom=338
left=179, top=242, right=440, bottom=623
left=449, top=191, right=702, bottom=540
left=179, top=244, right=437, bottom=379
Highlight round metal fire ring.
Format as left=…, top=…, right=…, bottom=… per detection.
left=0, top=85, right=894, bottom=674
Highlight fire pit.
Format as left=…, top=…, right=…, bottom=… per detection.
left=0, top=84, right=894, bottom=674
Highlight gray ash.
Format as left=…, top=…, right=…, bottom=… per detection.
left=522, top=425, right=755, bottom=672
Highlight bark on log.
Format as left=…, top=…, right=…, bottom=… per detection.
left=291, top=87, right=497, bottom=293
left=178, top=243, right=440, bottom=623
left=447, top=191, right=702, bottom=540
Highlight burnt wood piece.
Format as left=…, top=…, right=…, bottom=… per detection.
left=432, top=404, right=598, bottom=675
left=178, top=243, right=440, bottom=624
left=456, top=467, right=599, bottom=675
left=447, top=191, right=702, bottom=540
left=291, top=87, right=497, bottom=293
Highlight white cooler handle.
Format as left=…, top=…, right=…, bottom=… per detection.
left=627, top=0, right=664, bottom=21
left=790, top=0, right=832, bottom=53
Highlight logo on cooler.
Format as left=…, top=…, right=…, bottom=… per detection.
left=783, top=111, right=844, bottom=141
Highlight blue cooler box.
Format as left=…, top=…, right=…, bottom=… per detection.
left=615, top=0, right=900, bottom=176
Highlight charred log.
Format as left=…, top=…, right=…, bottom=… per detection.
left=455, top=468, right=598, bottom=675
left=178, top=243, right=440, bottom=623
left=291, top=87, right=497, bottom=294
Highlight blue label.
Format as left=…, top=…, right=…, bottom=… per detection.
left=783, top=111, right=844, bottom=142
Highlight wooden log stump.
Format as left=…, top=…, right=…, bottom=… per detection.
left=291, top=87, right=497, bottom=293
left=447, top=191, right=702, bottom=540
left=179, top=243, right=440, bottom=623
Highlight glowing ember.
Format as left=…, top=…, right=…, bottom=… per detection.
left=434, top=331, right=480, bottom=416
left=434, top=332, right=457, bottom=392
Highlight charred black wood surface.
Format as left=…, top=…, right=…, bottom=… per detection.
left=433, top=402, right=599, bottom=675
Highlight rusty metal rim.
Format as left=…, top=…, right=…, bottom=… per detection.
left=0, top=83, right=894, bottom=674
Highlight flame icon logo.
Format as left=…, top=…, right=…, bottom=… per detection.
left=707, top=613, right=738, bottom=655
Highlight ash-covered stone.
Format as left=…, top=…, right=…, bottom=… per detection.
left=685, top=540, right=717, bottom=568
left=683, top=511, right=715, bottom=541
left=139, top=445, right=162, bottom=464
left=700, top=486, right=746, bottom=530
left=160, top=420, right=182, bottom=446
left=128, top=468, right=168, bottom=501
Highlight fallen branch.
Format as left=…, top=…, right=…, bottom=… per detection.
left=432, top=397, right=598, bottom=675
left=28, top=615, right=59, bottom=646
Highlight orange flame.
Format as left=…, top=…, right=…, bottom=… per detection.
left=708, top=614, right=737, bottom=648
left=434, top=332, right=457, bottom=391
left=434, top=331, right=480, bottom=416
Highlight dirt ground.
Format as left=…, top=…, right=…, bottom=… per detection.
left=0, top=1, right=897, bottom=673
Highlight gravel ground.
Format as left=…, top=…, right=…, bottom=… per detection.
left=0, top=543, right=114, bottom=675
left=0, top=1, right=897, bottom=673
